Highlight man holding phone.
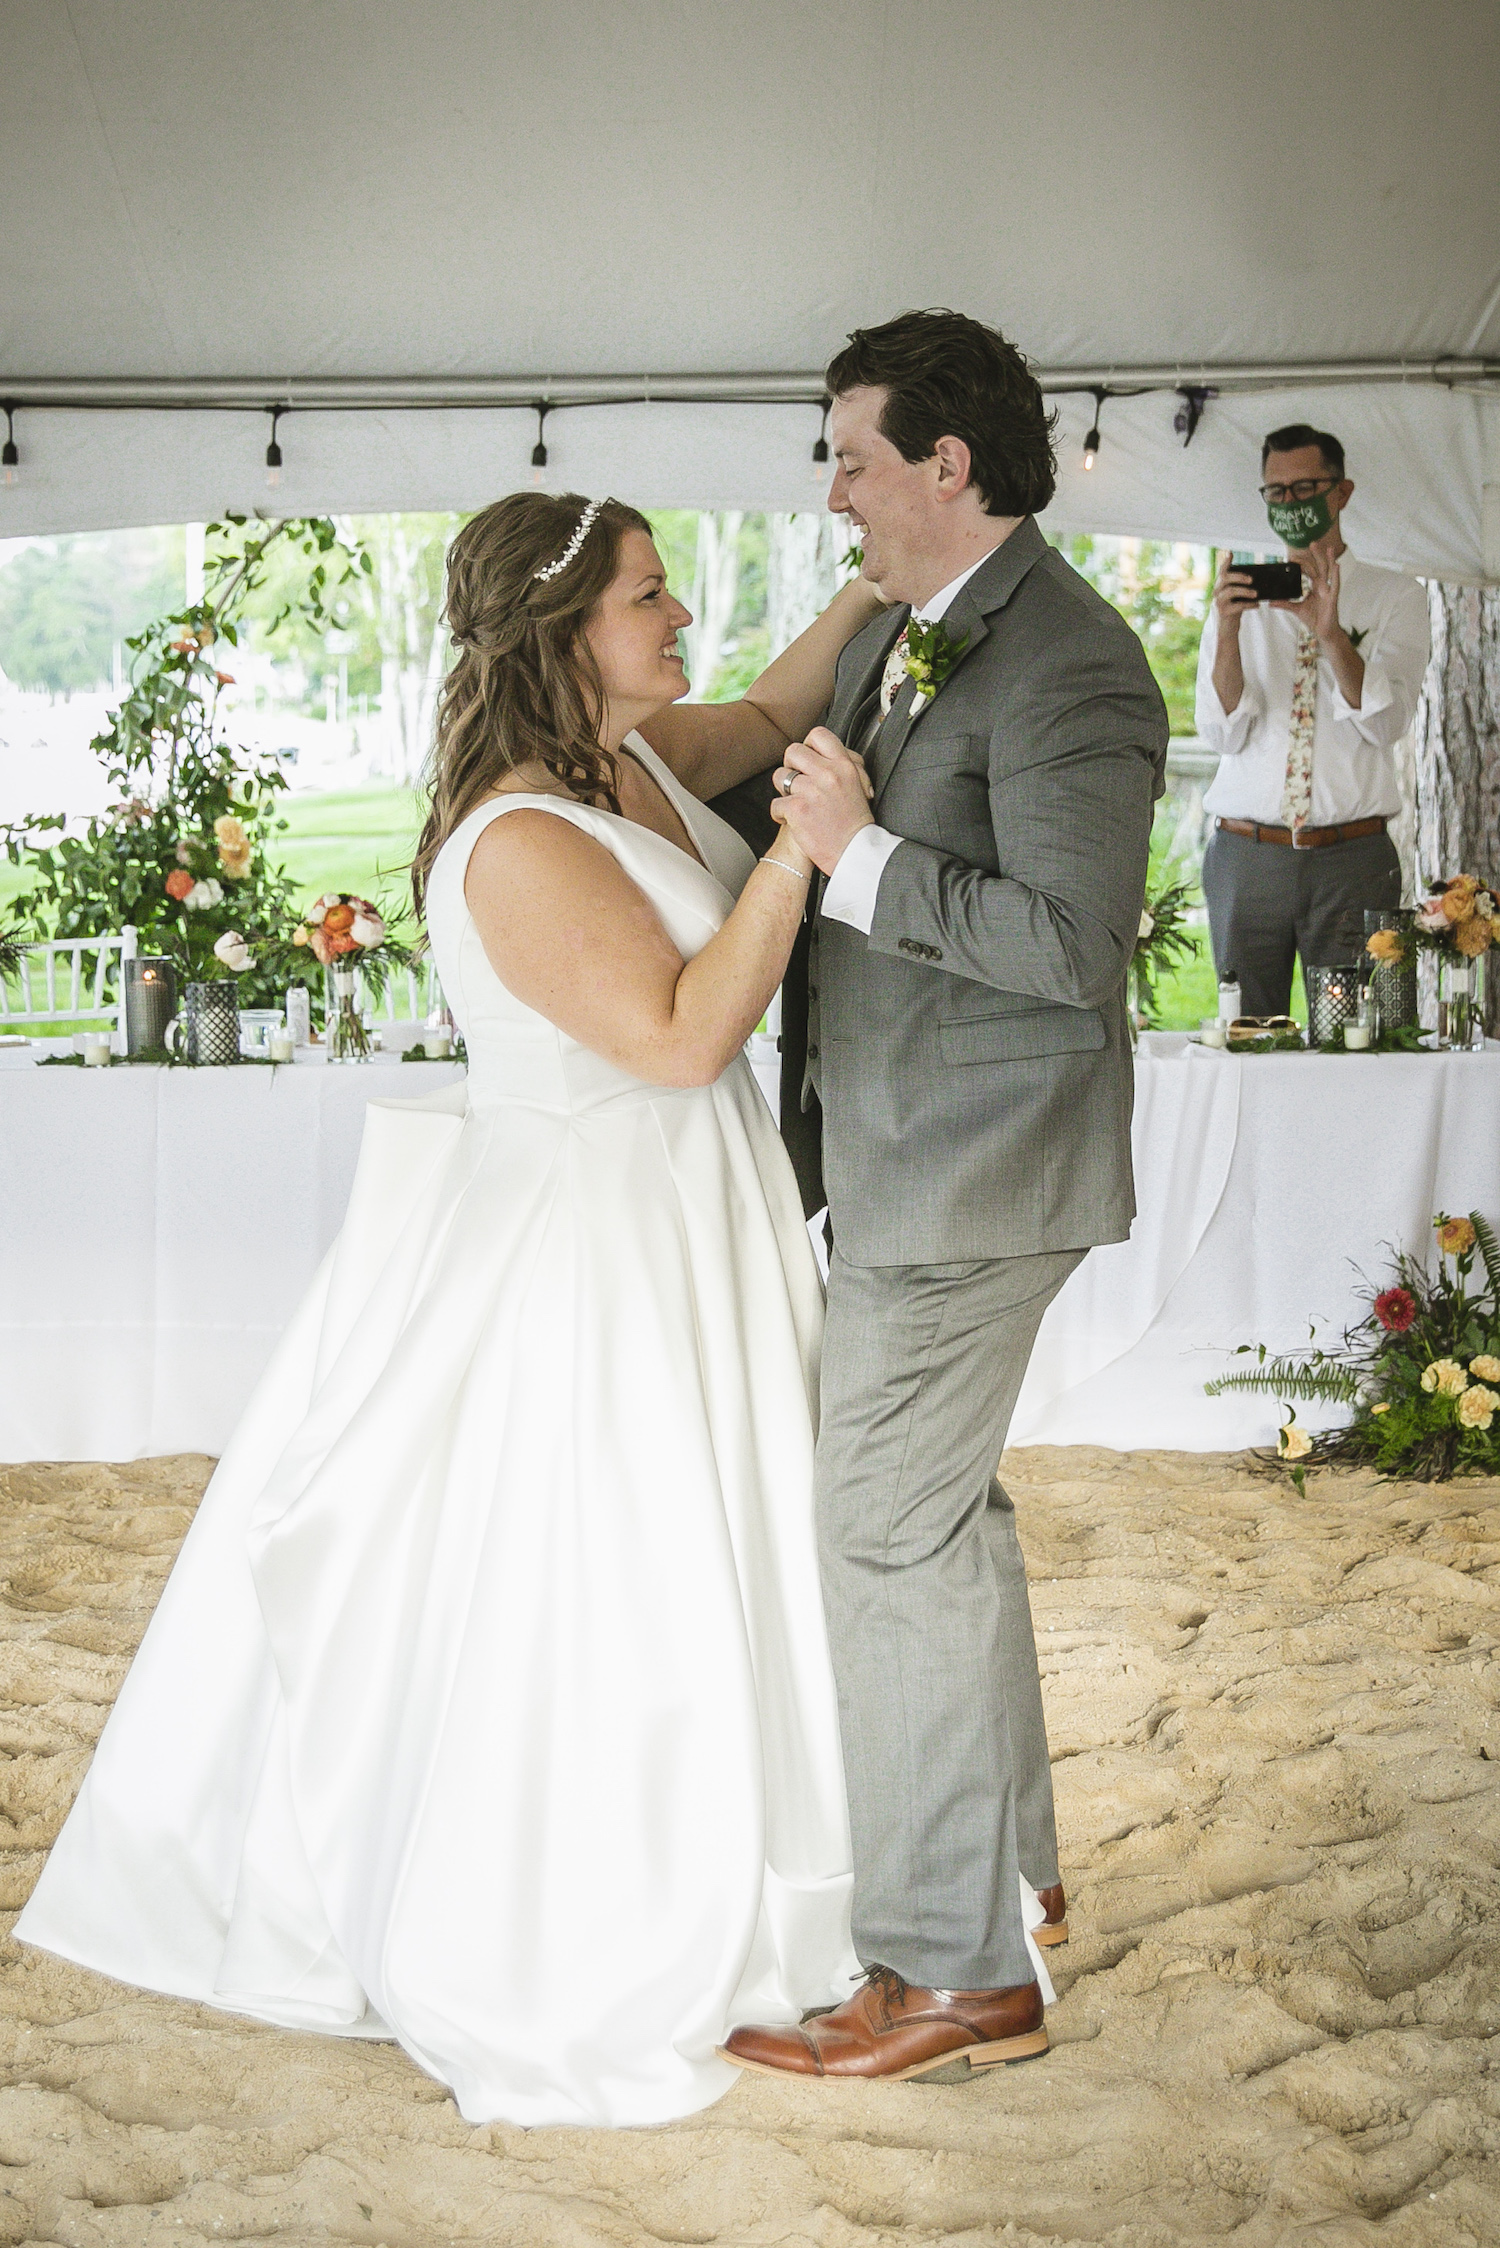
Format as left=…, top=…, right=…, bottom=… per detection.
left=1197, top=423, right=1431, bottom=1015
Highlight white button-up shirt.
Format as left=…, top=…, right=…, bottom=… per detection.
left=821, top=554, right=991, bottom=931
left=1197, top=551, right=1431, bottom=826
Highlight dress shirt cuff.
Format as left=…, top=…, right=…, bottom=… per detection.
left=820, top=825, right=904, bottom=935
left=1330, top=662, right=1396, bottom=739
left=1201, top=682, right=1262, bottom=755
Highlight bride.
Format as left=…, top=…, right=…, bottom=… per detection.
left=17, top=492, right=886, bottom=2129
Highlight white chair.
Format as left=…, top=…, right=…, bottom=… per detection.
left=0, top=926, right=139, bottom=1044
left=363, top=956, right=446, bottom=1027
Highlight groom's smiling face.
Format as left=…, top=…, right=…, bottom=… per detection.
left=828, top=387, right=982, bottom=610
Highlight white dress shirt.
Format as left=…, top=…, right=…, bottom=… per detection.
left=821, top=553, right=991, bottom=932
left=1197, top=551, right=1430, bottom=826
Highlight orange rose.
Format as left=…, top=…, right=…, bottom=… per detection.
left=327, top=930, right=360, bottom=956
left=165, top=867, right=194, bottom=901
left=1365, top=928, right=1404, bottom=962
left=323, top=902, right=356, bottom=936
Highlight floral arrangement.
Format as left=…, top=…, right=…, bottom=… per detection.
left=293, top=893, right=412, bottom=1061
left=1365, top=875, right=1497, bottom=967
left=293, top=893, right=388, bottom=967
left=1206, top=1211, right=1500, bottom=1482
left=1131, top=876, right=1196, bottom=1029
left=0, top=516, right=371, bottom=1013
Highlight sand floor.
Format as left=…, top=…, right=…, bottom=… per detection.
left=0, top=1447, right=1496, bottom=2247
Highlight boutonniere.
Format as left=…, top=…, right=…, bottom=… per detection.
left=903, top=616, right=969, bottom=708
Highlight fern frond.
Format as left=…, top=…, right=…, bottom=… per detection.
left=1205, top=1355, right=1362, bottom=1404
left=1471, top=1210, right=1500, bottom=1305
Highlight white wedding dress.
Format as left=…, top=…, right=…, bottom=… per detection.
left=16, top=736, right=864, bottom=2128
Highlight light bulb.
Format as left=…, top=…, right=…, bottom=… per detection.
left=1082, top=428, right=1100, bottom=471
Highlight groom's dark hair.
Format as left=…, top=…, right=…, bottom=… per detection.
left=826, top=310, right=1057, bottom=516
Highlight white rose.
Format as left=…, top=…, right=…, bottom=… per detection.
left=213, top=929, right=252, bottom=973
left=185, top=877, right=224, bottom=910
left=1138, top=908, right=1156, bottom=941
left=350, top=912, right=385, bottom=948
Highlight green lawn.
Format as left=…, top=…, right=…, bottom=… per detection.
left=269, top=786, right=425, bottom=917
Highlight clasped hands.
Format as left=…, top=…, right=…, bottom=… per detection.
left=769, top=727, right=875, bottom=876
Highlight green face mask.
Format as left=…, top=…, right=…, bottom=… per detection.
left=1266, top=490, right=1335, bottom=548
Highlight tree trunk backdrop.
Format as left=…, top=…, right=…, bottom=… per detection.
left=1412, top=582, right=1500, bottom=1029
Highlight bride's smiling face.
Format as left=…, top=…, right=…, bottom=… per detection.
left=585, top=530, right=693, bottom=720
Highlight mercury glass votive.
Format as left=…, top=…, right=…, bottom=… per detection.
left=123, top=955, right=176, bottom=1055
left=1307, top=963, right=1362, bottom=1049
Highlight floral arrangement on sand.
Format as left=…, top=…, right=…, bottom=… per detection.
left=1206, top=1212, right=1500, bottom=1483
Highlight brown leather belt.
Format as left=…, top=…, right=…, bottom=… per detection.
left=1214, top=814, right=1387, bottom=851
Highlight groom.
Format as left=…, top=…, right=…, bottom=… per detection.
left=724, top=311, right=1167, bottom=2081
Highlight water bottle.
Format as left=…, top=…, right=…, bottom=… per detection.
left=1217, top=969, right=1241, bottom=1024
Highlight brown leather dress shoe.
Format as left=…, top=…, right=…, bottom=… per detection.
left=1033, top=1882, right=1069, bottom=1948
left=719, top=1965, right=1048, bottom=2082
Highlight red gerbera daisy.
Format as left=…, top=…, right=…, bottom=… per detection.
left=1374, top=1286, right=1417, bottom=1333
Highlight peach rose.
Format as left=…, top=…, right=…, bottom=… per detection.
left=1365, top=928, right=1404, bottom=962
left=1455, top=915, right=1491, bottom=957
left=165, top=867, right=195, bottom=901
left=1441, top=886, right=1476, bottom=924
left=327, top=930, right=360, bottom=956
left=323, top=902, right=357, bottom=936
left=1457, top=1385, right=1497, bottom=1431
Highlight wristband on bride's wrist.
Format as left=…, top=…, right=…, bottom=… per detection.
left=761, top=855, right=809, bottom=884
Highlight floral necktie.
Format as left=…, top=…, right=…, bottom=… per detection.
left=879, top=628, right=910, bottom=718
left=1280, top=626, right=1318, bottom=830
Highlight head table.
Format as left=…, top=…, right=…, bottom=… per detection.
left=2, top=1033, right=1497, bottom=1463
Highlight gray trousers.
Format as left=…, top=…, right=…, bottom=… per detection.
left=1203, top=825, right=1401, bottom=1018
left=816, top=1245, right=1083, bottom=1992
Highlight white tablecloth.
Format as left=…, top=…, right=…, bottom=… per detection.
left=0, top=1050, right=463, bottom=1461
left=1010, top=1033, right=1500, bottom=1451
left=4, top=1035, right=1498, bottom=1462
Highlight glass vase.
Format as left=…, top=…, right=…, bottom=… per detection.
left=324, top=962, right=371, bottom=1063
left=1438, top=954, right=1483, bottom=1051
left=1364, top=909, right=1418, bottom=1034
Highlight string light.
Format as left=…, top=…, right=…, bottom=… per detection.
left=530, top=404, right=550, bottom=486
left=1082, top=387, right=1106, bottom=472
left=812, top=397, right=831, bottom=484
left=1, top=407, right=17, bottom=488
left=265, top=407, right=284, bottom=488
left=1173, top=384, right=1217, bottom=448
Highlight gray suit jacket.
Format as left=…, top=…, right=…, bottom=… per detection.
left=804, top=517, right=1168, bottom=1265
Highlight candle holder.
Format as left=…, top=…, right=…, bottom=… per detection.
left=1364, top=909, right=1418, bottom=1034
left=123, top=956, right=176, bottom=1055
left=1307, top=962, right=1362, bottom=1049
left=168, top=980, right=241, bottom=1066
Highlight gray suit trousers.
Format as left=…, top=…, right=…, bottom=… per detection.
left=815, top=1244, right=1083, bottom=1992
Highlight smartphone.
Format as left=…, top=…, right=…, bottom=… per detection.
left=1227, top=560, right=1304, bottom=603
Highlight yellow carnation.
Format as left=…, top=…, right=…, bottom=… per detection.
left=1421, top=1358, right=1469, bottom=1396
left=1454, top=914, right=1492, bottom=957
left=1278, top=1422, right=1314, bottom=1460
left=1470, top=1355, right=1500, bottom=1383
left=1457, top=1385, right=1497, bottom=1430
left=1370, top=1401, right=1391, bottom=1416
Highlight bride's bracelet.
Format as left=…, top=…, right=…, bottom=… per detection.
left=760, top=855, right=809, bottom=885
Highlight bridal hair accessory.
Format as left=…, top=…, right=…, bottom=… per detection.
left=532, top=500, right=602, bottom=583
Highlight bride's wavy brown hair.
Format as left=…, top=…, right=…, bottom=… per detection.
left=411, top=492, right=654, bottom=915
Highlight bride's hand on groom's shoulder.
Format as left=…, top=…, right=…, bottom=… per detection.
left=771, top=728, right=876, bottom=876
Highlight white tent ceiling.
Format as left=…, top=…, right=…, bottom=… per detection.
left=5, top=0, right=1499, bottom=576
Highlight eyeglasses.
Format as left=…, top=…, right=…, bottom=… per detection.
left=1258, top=475, right=1339, bottom=503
